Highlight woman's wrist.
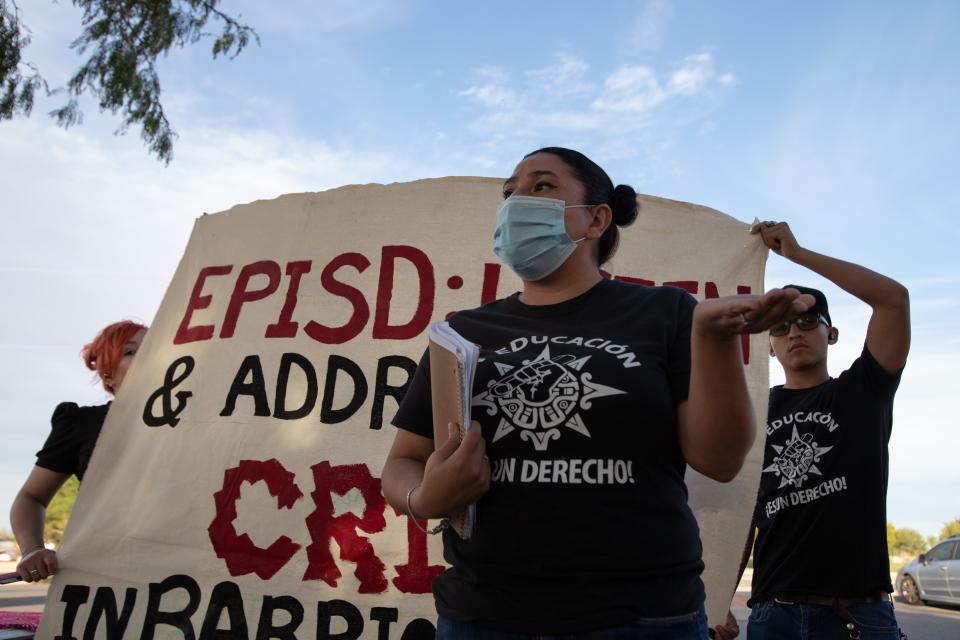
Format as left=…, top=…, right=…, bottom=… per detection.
left=692, top=311, right=743, bottom=343
left=691, top=301, right=732, bottom=340
left=408, top=483, right=438, bottom=520
left=18, top=545, right=48, bottom=564
left=406, top=484, right=425, bottom=520
left=405, top=483, right=449, bottom=535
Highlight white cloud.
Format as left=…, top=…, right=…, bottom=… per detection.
left=718, top=72, right=738, bottom=87
left=667, top=53, right=715, bottom=95
left=474, top=66, right=509, bottom=83
left=594, top=53, right=726, bottom=117
left=593, top=64, right=665, bottom=112
left=526, top=53, right=593, bottom=97
left=459, top=66, right=522, bottom=109
left=462, top=54, right=594, bottom=112
left=459, top=51, right=735, bottom=146
left=459, top=84, right=518, bottom=108
left=623, top=0, right=674, bottom=54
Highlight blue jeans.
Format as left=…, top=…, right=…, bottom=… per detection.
left=436, top=606, right=708, bottom=639
left=747, top=600, right=902, bottom=639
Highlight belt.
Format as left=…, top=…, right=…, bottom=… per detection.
left=773, top=592, right=892, bottom=607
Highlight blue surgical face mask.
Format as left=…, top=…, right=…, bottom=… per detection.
left=492, top=196, right=590, bottom=281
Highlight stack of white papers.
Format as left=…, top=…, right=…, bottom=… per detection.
left=428, top=321, right=480, bottom=538
left=429, top=321, right=479, bottom=427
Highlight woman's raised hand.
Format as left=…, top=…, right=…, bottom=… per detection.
left=694, top=288, right=815, bottom=340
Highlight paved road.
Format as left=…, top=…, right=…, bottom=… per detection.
left=888, top=596, right=960, bottom=640
left=3, top=575, right=959, bottom=638
left=0, top=581, right=46, bottom=613
left=729, top=591, right=960, bottom=640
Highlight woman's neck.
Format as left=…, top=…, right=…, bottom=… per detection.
left=519, top=258, right=603, bottom=306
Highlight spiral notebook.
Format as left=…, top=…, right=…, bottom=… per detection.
left=427, top=320, right=479, bottom=539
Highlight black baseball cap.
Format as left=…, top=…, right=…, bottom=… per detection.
left=782, top=284, right=831, bottom=326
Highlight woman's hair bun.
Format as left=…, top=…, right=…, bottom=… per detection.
left=611, top=184, right=639, bottom=227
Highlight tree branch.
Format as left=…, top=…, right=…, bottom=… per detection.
left=2, top=0, right=258, bottom=164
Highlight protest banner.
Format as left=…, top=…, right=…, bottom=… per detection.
left=38, top=177, right=768, bottom=638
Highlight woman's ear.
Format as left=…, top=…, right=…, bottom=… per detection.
left=827, top=327, right=839, bottom=345
left=588, top=204, right=613, bottom=239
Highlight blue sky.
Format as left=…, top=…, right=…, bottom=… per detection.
left=1, top=0, right=957, bottom=538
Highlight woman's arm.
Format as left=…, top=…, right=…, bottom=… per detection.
left=10, top=466, right=70, bottom=581
left=382, top=430, right=433, bottom=515
left=679, top=289, right=814, bottom=482
left=382, top=422, right=490, bottom=520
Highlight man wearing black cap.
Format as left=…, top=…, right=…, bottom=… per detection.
left=715, top=221, right=910, bottom=640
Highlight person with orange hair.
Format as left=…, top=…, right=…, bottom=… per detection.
left=10, top=320, right=147, bottom=583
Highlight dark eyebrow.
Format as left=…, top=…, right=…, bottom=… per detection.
left=503, top=169, right=559, bottom=189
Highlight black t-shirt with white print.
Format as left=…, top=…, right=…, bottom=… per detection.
left=392, top=278, right=704, bottom=634
left=750, top=347, right=902, bottom=605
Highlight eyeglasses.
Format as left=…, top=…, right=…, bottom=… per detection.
left=769, top=312, right=829, bottom=337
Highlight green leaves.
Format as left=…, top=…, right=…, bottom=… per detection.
left=0, top=0, right=259, bottom=164
left=45, top=475, right=80, bottom=547
left=0, top=0, right=46, bottom=120
left=939, top=516, right=960, bottom=540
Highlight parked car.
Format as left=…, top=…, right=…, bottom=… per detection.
left=896, top=535, right=960, bottom=606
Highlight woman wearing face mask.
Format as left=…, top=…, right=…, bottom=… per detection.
left=382, top=147, right=812, bottom=638
left=10, top=320, right=147, bottom=583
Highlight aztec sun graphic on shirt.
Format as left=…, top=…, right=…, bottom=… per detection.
left=472, top=345, right=626, bottom=452
left=762, top=425, right=833, bottom=488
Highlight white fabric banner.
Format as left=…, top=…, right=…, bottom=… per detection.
left=38, top=178, right=767, bottom=639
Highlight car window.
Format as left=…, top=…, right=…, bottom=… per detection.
left=927, top=541, right=956, bottom=562
left=954, top=541, right=960, bottom=560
